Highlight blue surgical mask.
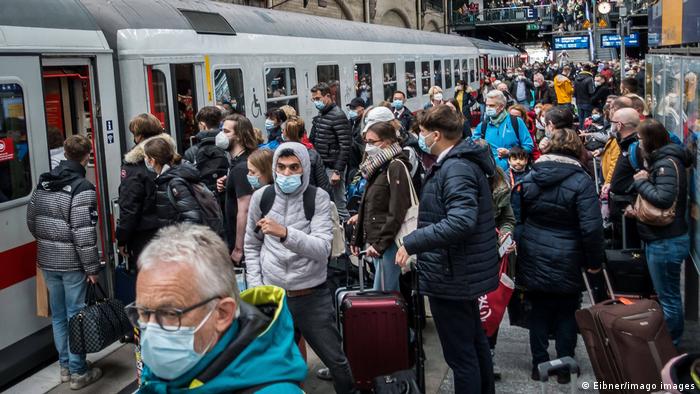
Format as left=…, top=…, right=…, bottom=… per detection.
left=392, top=100, right=404, bottom=110
left=418, top=132, right=435, bottom=154
left=314, top=100, right=326, bottom=111
left=276, top=173, right=302, bottom=194
left=348, top=110, right=358, bottom=120
left=485, top=108, right=498, bottom=118
left=140, top=306, right=216, bottom=381
left=592, top=114, right=601, bottom=121
left=145, top=158, right=156, bottom=173
left=247, top=174, right=261, bottom=190
left=265, top=119, right=275, bottom=131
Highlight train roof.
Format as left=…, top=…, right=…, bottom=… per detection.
left=469, top=37, right=522, bottom=53
left=0, top=0, right=98, bottom=31
left=79, top=0, right=516, bottom=53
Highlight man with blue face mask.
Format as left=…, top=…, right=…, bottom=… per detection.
left=472, top=90, right=534, bottom=171
left=309, top=83, right=352, bottom=222
left=131, top=224, right=307, bottom=393
left=245, top=142, right=355, bottom=394
left=391, top=90, right=414, bottom=132
left=346, top=97, right=367, bottom=181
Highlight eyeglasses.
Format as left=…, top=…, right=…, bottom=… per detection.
left=124, top=296, right=220, bottom=332
left=364, top=139, right=381, bottom=145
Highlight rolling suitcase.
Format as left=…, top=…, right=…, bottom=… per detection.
left=576, top=268, right=678, bottom=393
left=337, top=253, right=411, bottom=391
left=605, top=215, right=655, bottom=297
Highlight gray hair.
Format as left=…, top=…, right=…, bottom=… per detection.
left=485, top=90, right=507, bottom=107
left=138, top=224, right=241, bottom=307
left=534, top=73, right=545, bottom=81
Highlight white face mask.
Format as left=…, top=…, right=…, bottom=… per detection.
left=365, top=143, right=382, bottom=157
left=433, top=93, right=443, bottom=102
left=215, top=131, right=230, bottom=150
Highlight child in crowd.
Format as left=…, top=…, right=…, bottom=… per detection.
left=507, top=146, right=530, bottom=245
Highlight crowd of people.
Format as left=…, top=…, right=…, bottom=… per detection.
left=27, top=56, right=693, bottom=393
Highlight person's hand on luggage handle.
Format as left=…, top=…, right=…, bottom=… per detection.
left=347, top=214, right=359, bottom=226
left=365, top=245, right=380, bottom=258
left=395, top=245, right=410, bottom=268
left=623, top=205, right=637, bottom=218
left=586, top=267, right=602, bottom=274
left=231, top=248, right=243, bottom=265
left=591, top=148, right=602, bottom=157
left=217, top=175, right=228, bottom=193
left=86, top=274, right=99, bottom=284
left=600, top=183, right=611, bottom=199
left=256, top=217, right=287, bottom=238
left=350, top=245, right=361, bottom=256
left=633, top=170, right=649, bottom=182
left=118, top=245, right=128, bottom=258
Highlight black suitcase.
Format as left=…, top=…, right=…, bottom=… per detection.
left=605, top=213, right=655, bottom=297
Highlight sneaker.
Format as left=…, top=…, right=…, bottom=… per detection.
left=315, top=367, right=332, bottom=381
left=70, top=367, right=102, bottom=390
left=60, top=366, right=70, bottom=383
left=556, top=370, right=571, bottom=384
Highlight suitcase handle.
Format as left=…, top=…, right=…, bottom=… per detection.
left=537, top=357, right=580, bottom=383
left=581, top=266, right=616, bottom=305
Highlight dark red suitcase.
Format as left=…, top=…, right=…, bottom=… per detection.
left=337, top=256, right=410, bottom=390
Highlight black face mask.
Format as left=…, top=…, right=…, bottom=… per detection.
left=133, top=138, right=138, bottom=146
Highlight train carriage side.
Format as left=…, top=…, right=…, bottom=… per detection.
left=0, top=0, right=122, bottom=387
left=470, top=37, right=522, bottom=86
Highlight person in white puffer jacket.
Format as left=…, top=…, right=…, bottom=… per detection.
left=244, top=141, right=355, bottom=394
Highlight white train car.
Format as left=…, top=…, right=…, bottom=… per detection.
left=0, top=0, right=519, bottom=387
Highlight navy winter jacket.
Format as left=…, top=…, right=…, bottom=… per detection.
left=403, top=139, right=499, bottom=300
left=517, top=154, right=604, bottom=294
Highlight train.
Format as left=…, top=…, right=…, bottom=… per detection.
left=0, top=0, right=520, bottom=387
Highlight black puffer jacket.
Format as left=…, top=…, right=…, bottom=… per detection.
left=518, top=154, right=604, bottom=294
left=310, top=104, right=351, bottom=172
left=574, top=71, right=596, bottom=107
left=633, top=144, right=691, bottom=242
left=403, top=139, right=499, bottom=300
left=154, top=162, right=204, bottom=227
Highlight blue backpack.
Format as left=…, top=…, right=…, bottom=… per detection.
left=627, top=132, right=682, bottom=171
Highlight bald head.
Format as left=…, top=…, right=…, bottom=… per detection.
left=611, top=96, right=633, bottom=113
left=611, top=107, right=641, bottom=138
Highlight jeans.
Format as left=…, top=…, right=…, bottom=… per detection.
left=646, top=233, right=689, bottom=345
left=528, top=292, right=580, bottom=367
left=372, top=243, right=400, bottom=292
left=43, top=270, right=88, bottom=375
left=578, top=104, right=593, bottom=128
left=287, top=287, right=355, bottom=394
left=326, top=167, right=349, bottom=222
left=429, top=296, right=494, bottom=394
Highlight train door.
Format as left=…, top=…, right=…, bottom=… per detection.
left=0, top=56, right=54, bottom=372
left=40, top=59, right=112, bottom=270
left=146, top=63, right=201, bottom=154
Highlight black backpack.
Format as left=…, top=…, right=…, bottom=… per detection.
left=167, top=177, right=225, bottom=237
left=193, top=140, right=229, bottom=193
left=259, top=184, right=316, bottom=221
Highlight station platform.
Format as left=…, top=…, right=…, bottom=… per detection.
left=5, top=304, right=699, bottom=394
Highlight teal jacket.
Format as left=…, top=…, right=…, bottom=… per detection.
left=139, top=286, right=307, bottom=394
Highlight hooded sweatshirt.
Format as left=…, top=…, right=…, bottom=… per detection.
left=244, top=142, right=333, bottom=291
left=139, top=285, right=306, bottom=394
left=26, top=160, right=100, bottom=274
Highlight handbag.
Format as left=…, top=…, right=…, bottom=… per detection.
left=373, top=369, right=421, bottom=394
left=387, top=160, right=419, bottom=269
left=632, top=158, right=679, bottom=226
left=69, top=282, right=132, bottom=354
left=479, top=254, right=515, bottom=337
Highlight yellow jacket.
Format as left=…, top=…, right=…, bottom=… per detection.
left=601, top=138, right=620, bottom=184
left=554, top=74, right=573, bottom=104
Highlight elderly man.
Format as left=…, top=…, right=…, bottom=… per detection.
left=609, top=107, right=642, bottom=196
left=533, top=73, right=556, bottom=105
left=130, top=224, right=307, bottom=393
left=473, top=90, right=534, bottom=171
left=245, top=142, right=355, bottom=394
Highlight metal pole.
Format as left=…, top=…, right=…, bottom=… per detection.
left=619, top=17, right=625, bottom=85
left=591, top=0, right=598, bottom=61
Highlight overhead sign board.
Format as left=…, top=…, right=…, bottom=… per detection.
left=553, top=36, right=590, bottom=50
left=601, top=32, right=640, bottom=48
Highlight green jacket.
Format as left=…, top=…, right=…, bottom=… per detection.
left=493, top=183, right=515, bottom=236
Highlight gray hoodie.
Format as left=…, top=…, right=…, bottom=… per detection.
left=244, top=142, right=333, bottom=291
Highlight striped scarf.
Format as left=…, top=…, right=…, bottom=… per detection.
left=359, top=143, right=403, bottom=180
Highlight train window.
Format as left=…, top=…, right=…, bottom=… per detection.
left=383, top=63, right=397, bottom=101
left=405, top=62, right=416, bottom=99
left=149, top=69, right=171, bottom=132
left=354, top=63, right=373, bottom=106
left=461, top=59, right=468, bottom=83
left=173, top=64, right=198, bottom=152
left=317, top=65, right=341, bottom=105
left=453, top=59, right=460, bottom=84
left=444, top=59, right=452, bottom=89
left=214, top=68, right=246, bottom=115
left=265, top=67, right=298, bottom=110
left=433, top=60, right=442, bottom=89
left=421, top=61, right=430, bottom=95
left=0, top=83, right=31, bottom=204
left=468, top=59, right=475, bottom=83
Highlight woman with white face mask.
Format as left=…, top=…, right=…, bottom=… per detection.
left=424, top=85, right=444, bottom=110
left=347, top=121, right=415, bottom=292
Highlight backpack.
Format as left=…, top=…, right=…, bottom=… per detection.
left=259, top=185, right=345, bottom=258
left=167, top=177, right=225, bottom=237
left=193, top=140, right=229, bottom=193
left=627, top=132, right=682, bottom=171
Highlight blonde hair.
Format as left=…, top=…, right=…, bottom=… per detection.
left=279, top=105, right=297, bottom=118
left=428, top=86, right=443, bottom=99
